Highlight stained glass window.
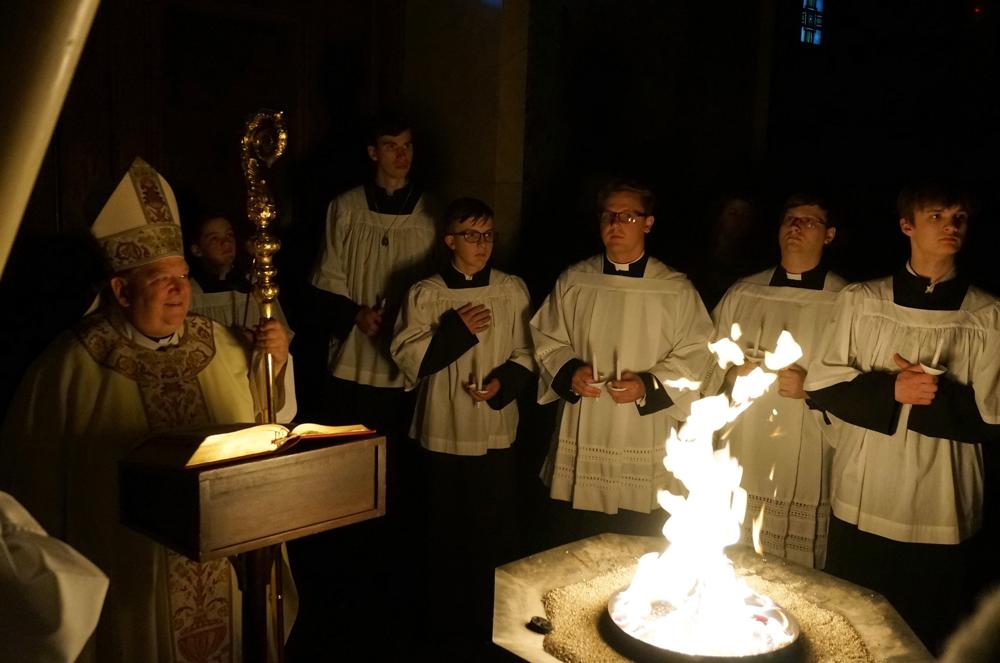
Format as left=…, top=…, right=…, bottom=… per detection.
left=800, top=0, right=824, bottom=45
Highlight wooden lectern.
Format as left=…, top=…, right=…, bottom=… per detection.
left=120, top=431, right=386, bottom=663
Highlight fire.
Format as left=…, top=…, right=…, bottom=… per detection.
left=608, top=329, right=803, bottom=657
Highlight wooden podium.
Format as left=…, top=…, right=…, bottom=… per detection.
left=120, top=431, right=386, bottom=663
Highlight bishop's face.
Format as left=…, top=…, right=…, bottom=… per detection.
left=901, top=204, right=968, bottom=261
left=368, top=129, right=413, bottom=182
left=112, top=256, right=192, bottom=338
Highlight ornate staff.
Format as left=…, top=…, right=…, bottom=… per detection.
left=241, top=110, right=287, bottom=424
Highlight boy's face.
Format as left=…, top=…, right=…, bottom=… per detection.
left=900, top=203, right=968, bottom=260
left=368, top=129, right=413, bottom=182
left=190, top=217, right=236, bottom=270
left=444, top=216, right=495, bottom=275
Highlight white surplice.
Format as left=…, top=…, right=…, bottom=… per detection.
left=804, top=278, right=1000, bottom=544
left=709, top=267, right=846, bottom=567
left=311, top=185, right=436, bottom=387
left=391, top=270, right=535, bottom=455
left=531, top=255, right=713, bottom=514
left=0, top=491, right=108, bottom=663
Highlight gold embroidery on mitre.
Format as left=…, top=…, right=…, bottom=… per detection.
left=99, top=223, right=185, bottom=274
left=129, top=158, right=177, bottom=227
left=75, top=311, right=234, bottom=661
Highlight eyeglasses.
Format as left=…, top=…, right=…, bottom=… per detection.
left=599, top=210, right=648, bottom=226
left=781, top=214, right=827, bottom=230
left=447, top=230, right=498, bottom=244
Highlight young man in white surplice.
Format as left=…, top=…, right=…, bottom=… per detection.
left=805, top=182, right=1000, bottom=653
left=531, top=179, right=713, bottom=537
left=390, top=197, right=535, bottom=656
left=707, top=193, right=846, bottom=569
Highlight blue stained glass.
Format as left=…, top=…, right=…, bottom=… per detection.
left=816, top=0, right=824, bottom=11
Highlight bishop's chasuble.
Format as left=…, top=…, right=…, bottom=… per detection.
left=0, top=309, right=296, bottom=663
left=708, top=266, right=846, bottom=568
left=531, top=255, right=713, bottom=515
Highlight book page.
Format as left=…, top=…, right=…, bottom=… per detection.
left=289, top=423, right=374, bottom=437
left=186, top=423, right=290, bottom=467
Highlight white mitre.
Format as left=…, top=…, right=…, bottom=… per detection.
left=91, top=157, right=184, bottom=273
left=0, top=492, right=109, bottom=663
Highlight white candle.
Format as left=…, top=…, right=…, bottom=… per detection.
left=615, top=351, right=622, bottom=382
left=931, top=336, right=944, bottom=367
left=753, top=324, right=762, bottom=355
left=592, top=352, right=600, bottom=382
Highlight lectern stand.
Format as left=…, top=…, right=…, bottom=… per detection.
left=120, top=431, right=386, bottom=663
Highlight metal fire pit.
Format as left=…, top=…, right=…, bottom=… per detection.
left=602, top=589, right=803, bottom=663
left=493, top=533, right=931, bottom=663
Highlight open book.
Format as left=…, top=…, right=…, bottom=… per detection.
left=126, top=422, right=375, bottom=469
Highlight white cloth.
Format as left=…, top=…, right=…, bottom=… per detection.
left=391, top=270, right=535, bottom=455
left=189, top=280, right=298, bottom=423
left=531, top=255, right=713, bottom=514
left=0, top=492, right=108, bottom=663
left=804, top=277, right=1000, bottom=544
left=0, top=311, right=297, bottom=663
left=709, top=268, right=846, bottom=568
left=311, top=186, right=436, bottom=387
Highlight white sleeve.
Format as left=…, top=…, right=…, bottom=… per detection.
left=389, top=283, right=437, bottom=390
left=310, top=197, right=351, bottom=296
left=530, top=273, right=579, bottom=404
left=0, top=492, right=108, bottom=663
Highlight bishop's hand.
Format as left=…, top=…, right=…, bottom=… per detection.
left=893, top=353, right=938, bottom=405
left=254, top=319, right=289, bottom=374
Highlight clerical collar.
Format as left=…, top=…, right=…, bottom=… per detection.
left=769, top=263, right=828, bottom=290
left=893, top=264, right=968, bottom=311
left=121, top=319, right=181, bottom=350
left=190, top=262, right=249, bottom=294
left=441, top=264, right=491, bottom=289
left=364, top=180, right=420, bottom=215
left=602, top=253, right=648, bottom=278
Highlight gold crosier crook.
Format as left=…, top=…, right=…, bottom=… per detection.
left=241, top=110, right=287, bottom=424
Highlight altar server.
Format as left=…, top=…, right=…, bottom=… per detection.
left=391, top=197, right=535, bottom=657
left=0, top=158, right=295, bottom=663
left=805, top=182, right=1000, bottom=652
left=391, top=196, right=535, bottom=454
left=310, top=113, right=436, bottom=430
left=707, top=193, right=845, bottom=568
left=531, top=179, right=713, bottom=526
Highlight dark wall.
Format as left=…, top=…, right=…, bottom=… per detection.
left=519, top=0, right=771, bottom=300
left=0, top=0, right=406, bottom=410
left=520, top=0, right=1000, bottom=297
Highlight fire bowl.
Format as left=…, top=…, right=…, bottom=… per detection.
left=601, top=593, right=804, bottom=663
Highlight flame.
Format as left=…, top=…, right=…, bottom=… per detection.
left=752, top=505, right=766, bottom=555
left=764, top=330, right=803, bottom=371
left=709, top=337, right=745, bottom=370
left=609, top=327, right=797, bottom=657
left=664, top=377, right=702, bottom=392
left=730, top=322, right=743, bottom=340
